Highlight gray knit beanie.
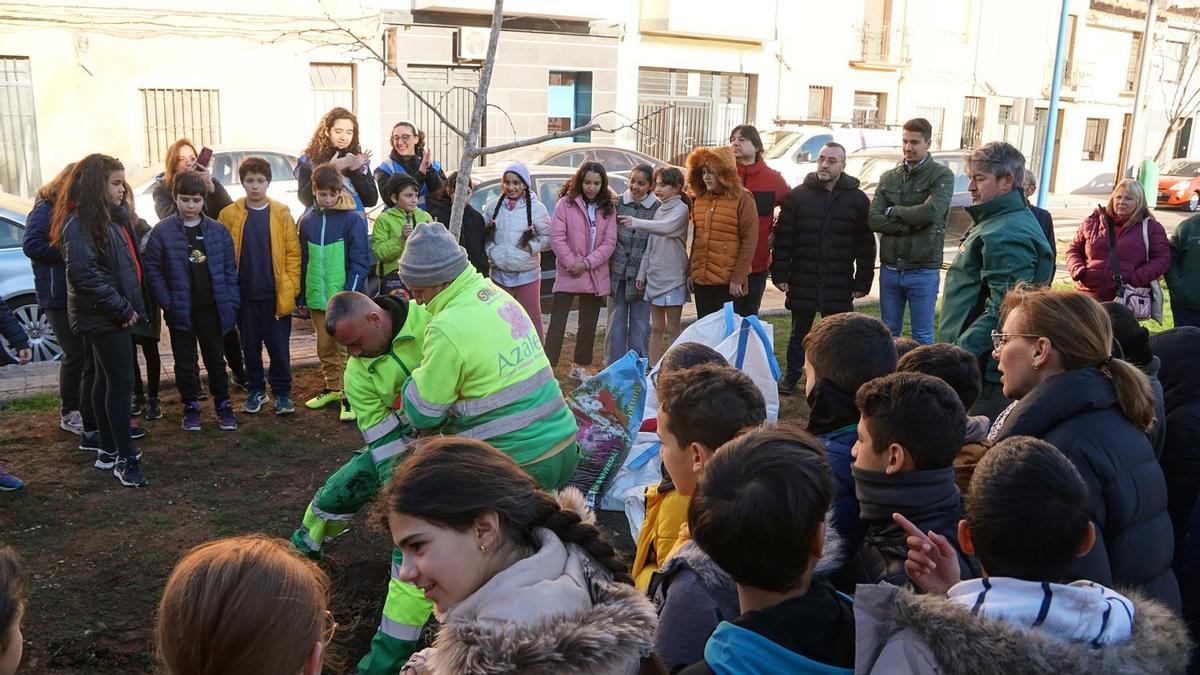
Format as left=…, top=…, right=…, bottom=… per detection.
left=398, top=221, right=469, bottom=287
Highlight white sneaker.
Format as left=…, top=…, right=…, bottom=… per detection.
left=60, top=410, right=83, bottom=435
left=568, top=366, right=593, bottom=383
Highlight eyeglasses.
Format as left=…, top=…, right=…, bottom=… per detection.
left=323, top=610, right=339, bottom=645
left=392, top=134, right=416, bottom=142
left=990, top=330, right=1042, bottom=350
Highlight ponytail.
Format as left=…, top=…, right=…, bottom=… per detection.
left=1103, top=358, right=1156, bottom=432
left=532, top=491, right=632, bottom=585
left=381, top=438, right=634, bottom=590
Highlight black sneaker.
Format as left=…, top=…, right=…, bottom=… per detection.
left=95, top=446, right=142, bottom=470
left=232, top=374, right=249, bottom=393
left=131, top=396, right=144, bottom=416
left=778, top=379, right=797, bottom=396
left=144, top=398, right=162, bottom=420
left=79, top=430, right=102, bottom=453
left=130, top=423, right=148, bottom=440
left=113, top=456, right=148, bottom=487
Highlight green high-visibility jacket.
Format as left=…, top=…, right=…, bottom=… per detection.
left=401, top=266, right=578, bottom=485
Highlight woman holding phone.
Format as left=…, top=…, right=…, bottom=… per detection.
left=151, top=139, right=233, bottom=221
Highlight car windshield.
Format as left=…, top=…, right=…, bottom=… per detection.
left=1161, top=159, right=1200, bottom=176
left=763, top=132, right=801, bottom=160
left=851, top=157, right=897, bottom=193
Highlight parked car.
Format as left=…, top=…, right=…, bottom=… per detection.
left=0, top=193, right=55, bottom=365
left=467, top=164, right=629, bottom=301
left=501, top=143, right=669, bottom=175
left=764, top=125, right=900, bottom=187
left=844, top=148, right=975, bottom=265
left=1156, top=158, right=1200, bottom=211
left=130, top=149, right=304, bottom=222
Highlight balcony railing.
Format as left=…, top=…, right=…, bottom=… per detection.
left=852, top=22, right=908, bottom=68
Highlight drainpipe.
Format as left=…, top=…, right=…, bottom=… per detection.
left=1037, top=0, right=1070, bottom=209
left=1123, top=0, right=1157, bottom=179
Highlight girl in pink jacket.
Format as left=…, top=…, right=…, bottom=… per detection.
left=545, top=161, right=617, bottom=379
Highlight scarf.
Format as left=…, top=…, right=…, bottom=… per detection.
left=852, top=465, right=960, bottom=523
left=805, top=379, right=860, bottom=435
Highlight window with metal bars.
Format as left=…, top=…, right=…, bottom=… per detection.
left=961, top=96, right=984, bottom=150
left=140, top=88, right=221, bottom=166
left=0, top=56, right=42, bottom=197
left=1082, top=117, right=1108, bottom=161
left=1126, top=33, right=1142, bottom=91
left=310, top=63, right=355, bottom=129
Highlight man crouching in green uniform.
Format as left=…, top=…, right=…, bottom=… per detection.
left=289, top=288, right=431, bottom=674
left=397, top=221, right=580, bottom=489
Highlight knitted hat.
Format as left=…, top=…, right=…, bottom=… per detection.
left=398, top=221, right=469, bottom=287
left=1101, top=301, right=1153, bottom=366
left=383, top=172, right=420, bottom=203
left=502, top=161, right=532, bottom=189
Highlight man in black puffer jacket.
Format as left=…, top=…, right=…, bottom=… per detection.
left=838, top=372, right=979, bottom=591
left=770, top=141, right=875, bottom=394
left=1149, top=327, right=1200, bottom=549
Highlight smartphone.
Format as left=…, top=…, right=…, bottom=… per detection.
left=195, top=147, right=213, bottom=170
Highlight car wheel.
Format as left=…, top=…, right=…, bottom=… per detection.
left=1, top=295, right=60, bottom=364
left=1189, top=192, right=1199, bottom=212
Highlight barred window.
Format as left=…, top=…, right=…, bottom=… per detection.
left=1083, top=118, right=1108, bottom=162
left=140, top=88, right=221, bottom=166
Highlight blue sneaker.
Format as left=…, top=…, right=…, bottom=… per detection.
left=274, top=394, right=295, bottom=416
left=113, top=456, right=148, bottom=487
left=242, top=389, right=268, bottom=414
left=0, top=465, right=24, bottom=491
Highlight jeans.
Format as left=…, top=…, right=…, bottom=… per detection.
left=45, top=307, right=86, bottom=414
left=86, top=329, right=135, bottom=458
left=240, top=297, right=293, bottom=396
left=170, top=305, right=230, bottom=404
left=545, top=292, right=604, bottom=367
left=1172, top=305, right=1200, bottom=328
left=694, top=284, right=733, bottom=320
left=604, top=282, right=650, bottom=365
left=733, top=270, right=769, bottom=317
left=879, top=265, right=940, bottom=344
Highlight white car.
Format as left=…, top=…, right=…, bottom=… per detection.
left=764, top=126, right=900, bottom=187
left=130, top=149, right=306, bottom=223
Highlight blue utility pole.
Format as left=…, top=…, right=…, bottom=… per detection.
left=1037, top=0, right=1070, bottom=209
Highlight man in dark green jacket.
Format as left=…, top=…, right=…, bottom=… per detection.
left=937, top=141, right=1054, bottom=421
left=869, top=118, right=955, bottom=345
left=1165, top=213, right=1200, bottom=327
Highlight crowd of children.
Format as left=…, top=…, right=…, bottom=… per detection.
left=5, top=108, right=1200, bottom=673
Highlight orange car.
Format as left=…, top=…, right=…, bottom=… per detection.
left=1157, top=158, right=1200, bottom=211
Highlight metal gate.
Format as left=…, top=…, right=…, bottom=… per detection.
left=404, top=66, right=480, bottom=168
left=636, top=68, right=749, bottom=165
left=0, top=57, right=42, bottom=197
left=961, top=96, right=984, bottom=150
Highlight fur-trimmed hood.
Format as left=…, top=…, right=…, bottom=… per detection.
left=686, top=145, right=742, bottom=198
left=854, top=582, right=1193, bottom=675
left=406, top=487, right=657, bottom=674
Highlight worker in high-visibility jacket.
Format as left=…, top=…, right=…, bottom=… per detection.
left=288, top=289, right=431, bottom=675
left=397, top=221, right=580, bottom=489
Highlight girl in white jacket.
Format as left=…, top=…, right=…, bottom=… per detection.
left=620, top=167, right=692, bottom=367
left=484, top=161, right=551, bottom=341
left=387, top=437, right=659, bottom=675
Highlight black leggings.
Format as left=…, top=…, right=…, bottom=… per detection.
left=46, top=308, right=86, bottom=414
left=132, top=337, right=161, bottom=402
left=86, top=329, right=135, bottom=458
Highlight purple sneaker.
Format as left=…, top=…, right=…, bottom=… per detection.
left=217, top=400, right=238, bottom=431
left=182, top=401, right=202, bottom=432
left=0, top=464, right=24, bottom=491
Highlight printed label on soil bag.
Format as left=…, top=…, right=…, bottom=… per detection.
left=565, top=350, right=648, bottom=508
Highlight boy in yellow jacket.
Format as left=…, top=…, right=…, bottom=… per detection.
left=218, top=156, right=301, bottom=414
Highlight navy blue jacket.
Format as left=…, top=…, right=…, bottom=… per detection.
left=821, top=426, right=864, bottom=554
left=0, top=294, right=29, bottom=349
left=143, top=214, right=239, bottom=334
left=22, top=198, right=67, bottom=310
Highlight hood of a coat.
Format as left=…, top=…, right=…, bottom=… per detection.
left=686, top=146, right=741, bottom=198
left=428, top=487, right=656, bottom=673
left=856, top=582, right=1192, bottom=675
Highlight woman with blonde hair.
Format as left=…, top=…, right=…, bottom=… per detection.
left=156, top=535, right=334, bottom=675
left=990, top=284, right=1179, bottom=610
left=1066, top=178, right=1170, bottom=306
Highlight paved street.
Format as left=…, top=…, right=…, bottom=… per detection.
left=2, top=197, right=1194, bottom=402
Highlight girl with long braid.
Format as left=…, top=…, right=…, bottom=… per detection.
left=384, top=437, right=661, bottom=674
left=483, top=162, right=550, bottom=341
